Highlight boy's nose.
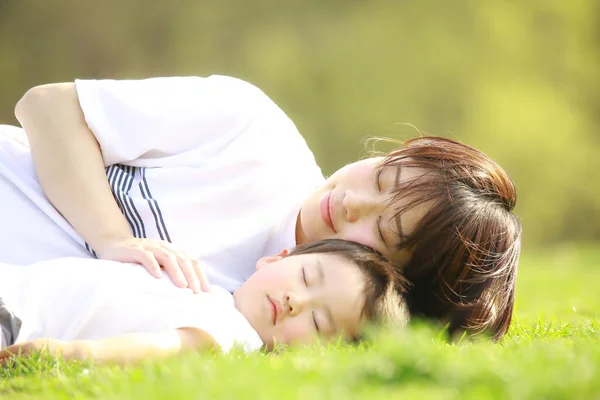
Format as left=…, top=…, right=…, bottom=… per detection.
left=284, top=291, right=306, bottom=317
left=343, top=190, right=379, bottom=222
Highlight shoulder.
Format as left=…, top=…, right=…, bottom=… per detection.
left=75, top=75, right=270, bottom=108
left=183, top=292, right=263, bottom=352
left=177, top=327, right=221, bottom=353
left=205, top=75, right=269, bottom=98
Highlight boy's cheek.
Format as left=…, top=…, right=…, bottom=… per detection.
left=276, top=321, right=312, bottom=345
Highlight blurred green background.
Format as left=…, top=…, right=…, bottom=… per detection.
left=1, top=0, right=598, bottom=249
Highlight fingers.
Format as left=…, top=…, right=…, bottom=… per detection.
left=191, top=260, right=212, bottom=293
left=0, top=346, right=20, bottom=367
left=136, top=250, right=163, bottom=279
left=156, top=246, right=211, bottom=293
left=0, top=349, right=11, bottom=364
left=152, top=248, right=188, bottom=288
left=177, top=256, right=201, bottom=294
left=97, top=237, right=210, bottom=293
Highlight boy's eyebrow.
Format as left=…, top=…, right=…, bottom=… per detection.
left=316, top=259, right=337, bottom=332
left=316, top=258, right=325, bottom=283
left=325, top=306, right=336, bottom=334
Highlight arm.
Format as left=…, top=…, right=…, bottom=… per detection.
left=13, top=84, right=209, bottom=292
left=15, top=84, right=133, bottom=258
left=0, top=328, right=219, bottom=366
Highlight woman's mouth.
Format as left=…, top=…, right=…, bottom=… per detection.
left=320, top=192, right=336, bottom=232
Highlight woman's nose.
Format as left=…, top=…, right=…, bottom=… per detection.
left=343, top=190, right=378, bottom=222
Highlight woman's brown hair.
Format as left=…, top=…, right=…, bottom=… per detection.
left=379, top=136, right=522, bottom=340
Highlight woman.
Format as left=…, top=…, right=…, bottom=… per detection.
left=2, top=75, right=521, bottom=339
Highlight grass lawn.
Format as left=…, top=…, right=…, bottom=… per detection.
left=1, top=245, right=599, bottom=399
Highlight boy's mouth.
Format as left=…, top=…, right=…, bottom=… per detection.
left=267, top=295, right=282, bottom=325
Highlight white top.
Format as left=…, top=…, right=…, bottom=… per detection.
left=0, top=258, right=263, bottom=353
left=0, top=75, right=324, bottom=292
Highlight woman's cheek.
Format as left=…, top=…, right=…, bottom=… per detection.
left=341, top=158, right=379, bottom=179
left=340, top=224, right=377, bottom=249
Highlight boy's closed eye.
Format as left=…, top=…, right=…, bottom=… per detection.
left=302, top=266, right=320, bottom=332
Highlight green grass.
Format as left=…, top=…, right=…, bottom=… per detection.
left=2, top=246, right=599, bottom=399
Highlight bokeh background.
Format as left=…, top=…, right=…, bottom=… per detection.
left=1, top=0, right=599, bottom=250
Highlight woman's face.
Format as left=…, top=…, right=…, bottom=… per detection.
left=297, top=158, right=430, bottom=266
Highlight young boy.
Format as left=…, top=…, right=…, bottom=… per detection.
left=0, top=240, right=408, bottom=365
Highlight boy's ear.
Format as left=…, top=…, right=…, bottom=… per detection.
left=256, top=255, right=281, bottom=270
left=276, top=248, right=291, bottom=257
left=256, top=248, right=291, bottom=270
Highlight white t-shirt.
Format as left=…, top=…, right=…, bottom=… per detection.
left=0, top=75, right=324, bottom=292
left=0, top=258, right=263, bottom=353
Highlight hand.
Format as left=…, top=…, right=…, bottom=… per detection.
left=95, top=237, right=211, bottom=293
left=0, top=339, right=69, bottom=365
left=0, top=341, right=35, bottom=365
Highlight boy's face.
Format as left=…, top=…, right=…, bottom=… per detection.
left=233, top=251, right=366, bottom=349
left=297, top=157, right=430, bottom=267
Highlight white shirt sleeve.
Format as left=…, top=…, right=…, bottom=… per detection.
left=75, top=75, right=269, bottom=167
left=159, top=290, right=264, bottom=353
left=188, top=306, right=264, bottom=353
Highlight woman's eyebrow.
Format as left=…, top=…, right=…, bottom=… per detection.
left=393, top=165, right=404, bottom=238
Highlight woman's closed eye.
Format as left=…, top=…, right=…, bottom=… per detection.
left=375, top=168, right=382, bottom=192
left=377, top=216, right=386, bottom=245
left=375, top=168, right=388, bottom=247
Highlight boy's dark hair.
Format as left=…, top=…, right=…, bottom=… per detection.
left=289, top=239, right=410, bottom=336
left=378, top=136, right=522, bottom=340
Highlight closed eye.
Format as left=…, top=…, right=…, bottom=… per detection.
left=312, top=311, right=320, bottom=332
left=375, top=169, right=387, bottom=246
left=302, top=267, right=308, bottom=286
left=377, top=216, right=386, bottom=244
left=375, top=168, right=382, bottom=192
